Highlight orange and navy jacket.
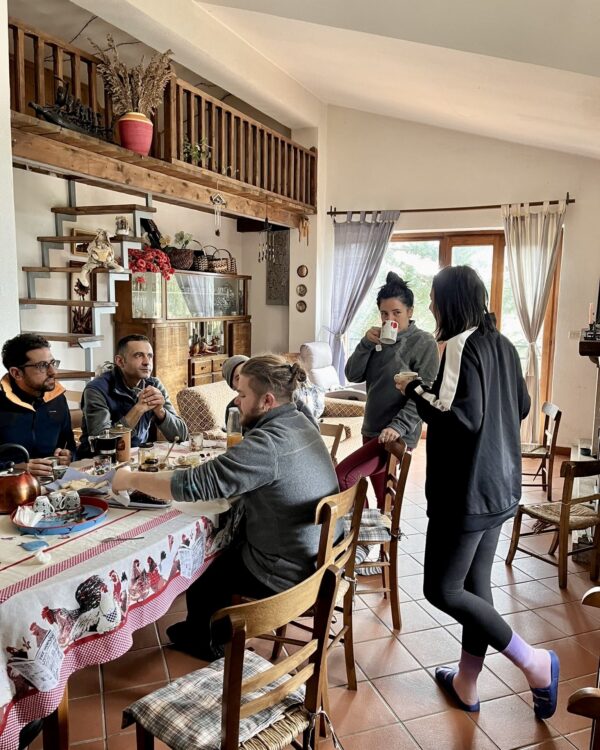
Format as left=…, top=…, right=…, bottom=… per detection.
left=0, top=375, right=76, bottom=463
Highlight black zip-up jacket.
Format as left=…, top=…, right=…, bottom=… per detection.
left=0, top=375, right=76, bottom=464
left=405, top=325, right=530, bottom=531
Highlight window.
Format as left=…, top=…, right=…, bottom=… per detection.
left=346, top=230, right=560, bottom=408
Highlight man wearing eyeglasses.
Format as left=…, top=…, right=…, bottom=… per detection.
left=0, top=334, right=76, bottom=477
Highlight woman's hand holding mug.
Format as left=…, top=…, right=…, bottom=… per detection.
left=366, top=327, right=382, bottom=344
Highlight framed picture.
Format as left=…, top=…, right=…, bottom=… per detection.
left=67, top=260, right=97, bottom=345
left=70, top=226, right=99, bottom=258
left=266, top=231, right=290, bottom=306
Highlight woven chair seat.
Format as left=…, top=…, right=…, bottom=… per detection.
left=521, top=443, right=548, bottom=458
left=122, top=649, right=305, bottom=750
left=524, top=502, right=600, bottom=531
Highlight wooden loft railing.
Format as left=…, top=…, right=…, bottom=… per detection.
left=8, top=17, right=317, bottom=214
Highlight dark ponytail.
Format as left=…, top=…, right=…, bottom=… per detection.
left=376, top=271, right=414, bottom=309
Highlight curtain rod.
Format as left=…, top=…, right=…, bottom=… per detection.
left=327, top=193, right=574, bottom=217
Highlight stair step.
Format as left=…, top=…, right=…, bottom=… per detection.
left=20, top=298, right=116, bottom=308
left=51, top=204, right=156, bottom=216
left=22, top=266, right=132, bottom=274
left=57, top=370, right=95, bottom=380
left=21, top=331, right=104, bottom=344
left=37, top=235, right=145, bottom=244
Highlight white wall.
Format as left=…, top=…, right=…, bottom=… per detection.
left=323, top=105, right=600, bottom=447
left=12, top=168, right=244, bottom=385
left=0, top=0, right=20, bottom=343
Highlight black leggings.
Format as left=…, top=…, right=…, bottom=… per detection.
left=423, top=519, right=513, bottom=657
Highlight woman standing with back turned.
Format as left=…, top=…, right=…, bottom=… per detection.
left=396, top=265, right=559, bottom=719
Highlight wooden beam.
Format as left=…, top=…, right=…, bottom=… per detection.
left=11, top=127, right=303, bottom=228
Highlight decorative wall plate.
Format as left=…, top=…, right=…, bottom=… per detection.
left=296, top=284, right=307, bottom=297
left=296, top=300, right=307, bottom=313
left=297, top=264, right=308, bottom=278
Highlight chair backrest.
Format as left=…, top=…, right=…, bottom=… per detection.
left=211, top=565, right=339, bottom=749
left=383, top=439, right=411, bottom=534
left=541, top=402, right=562, bottom=452
left=299, top=342, right=340, bottom=390
left=314, top=479, right=368, bottom=577
left=318, top=422, right=345, bottom=466
left=176, top=381, right=235, bottom=432
left=559, top=459, right=600, bottom=507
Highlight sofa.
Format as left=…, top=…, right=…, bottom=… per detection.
left=175, top=379, right=364, bottom=461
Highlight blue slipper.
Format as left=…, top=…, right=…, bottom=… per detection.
left=531, top=650, right=560, bottom=720
left=434, top=667, right=480, bottom=712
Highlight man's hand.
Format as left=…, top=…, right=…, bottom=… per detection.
left=141, top=386, right=165, bottom=418
left=366, top=327, right=382, bottom=344
left=112, top=465, right=133, bottom=493
left=18, top=458, right=54, bottom=477
left=53, top=448, right=72, bottom=465
left=378, top=427, right=401, bottom=444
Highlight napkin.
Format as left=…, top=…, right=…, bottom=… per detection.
left=45, top=466, right=114, bottom=494
left=14, top=505, right=44, bottom=527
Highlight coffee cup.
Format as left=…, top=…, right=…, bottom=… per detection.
left=48, top=491, right=65, bottom=512
left=33, top=496, right=54, bottom=517
left=380, top=320, right=399, bottom=345
left=62, top=491, right=81, bottom=511
left=394, top=371, right=419, bottom=383
left=52, top=465, right=68, bottom=481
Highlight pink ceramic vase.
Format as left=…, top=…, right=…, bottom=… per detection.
left=118, top=112, right=153, bottom=156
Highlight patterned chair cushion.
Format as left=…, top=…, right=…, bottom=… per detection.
left=322, top=397, right=365, bottom=419
left=122, top=649, right=306, bottom=750
left=177, top=381, right=236, bottom=433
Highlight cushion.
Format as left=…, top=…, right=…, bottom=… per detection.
left=295, top=382, right=326, bottom=419
left=122, top=649, right=305, bottom=750
left=299, top=342, right=333, bottom=370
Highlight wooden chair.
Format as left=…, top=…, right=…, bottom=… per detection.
left=355, top=439, right=411, bottom=630
left=123, top=565, right=340, bottom=750
left=568, top=586, right=600, bottom=749
left=522, top=401, right=562, bottom=501
left=318, top=422, right=345, bottom=466
left=267, top=480, right=368, bottom=701
left=506, top=459, right=600, bottom=588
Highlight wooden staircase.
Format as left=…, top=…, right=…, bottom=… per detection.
left=20, top=179, right=149, bottom=380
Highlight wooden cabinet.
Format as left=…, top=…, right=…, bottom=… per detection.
left=115, top=271, right=251, bottom=392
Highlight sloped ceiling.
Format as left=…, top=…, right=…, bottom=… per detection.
left=198, top=0, right=600, bottom=158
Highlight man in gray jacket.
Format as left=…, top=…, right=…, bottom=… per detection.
left=79, top=334, right=188, bottom=455
left=112, top=354, right=339, bottom=660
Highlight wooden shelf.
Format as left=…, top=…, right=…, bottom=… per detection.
left=22, top=266, right=132, bottom=274
left=51, top=204, right=156, bottom=215
left=21, top=331, right=103, bottom=344
left=57, top=370, right=95, bottom=380
left=172, top=269, right=252, bottom=280
left=36, top=235, right=145, bottom=244
left=20, top=298, right=116, bottom=308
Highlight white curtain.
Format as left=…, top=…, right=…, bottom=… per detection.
left=329, top=210, right=400, bottom=382
left=502, top=201, right=565, bottom=442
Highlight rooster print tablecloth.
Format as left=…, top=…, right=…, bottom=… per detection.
left=0, top=503, right=240, bottom=750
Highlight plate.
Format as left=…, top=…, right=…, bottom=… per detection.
left=11, top=496, right=109, bottom=535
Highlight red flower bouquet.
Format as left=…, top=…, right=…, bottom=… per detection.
left=129, top=247, right=174, bottom=281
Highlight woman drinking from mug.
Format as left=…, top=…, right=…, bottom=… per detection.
left=395, top=265, right=559, bottom=720
left=340, top=272, right=439, bottom=506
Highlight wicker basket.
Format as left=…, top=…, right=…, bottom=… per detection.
left=192, top=249, right=209, bottom=271
left=166, top=246, right=194, bottom=271
left=207, top=246, right=236, bottom=274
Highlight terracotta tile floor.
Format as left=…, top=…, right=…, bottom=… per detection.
left=29, top=450, right=600, bottom=749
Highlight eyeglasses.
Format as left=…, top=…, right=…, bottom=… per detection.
left=19, top=359, right=61, bottom=373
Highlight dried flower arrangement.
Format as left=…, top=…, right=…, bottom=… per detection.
left=89, top=35, right=173, bottom=118
left=129, top=247, right=174, bottom=281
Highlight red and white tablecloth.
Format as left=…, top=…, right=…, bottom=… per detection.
left=0, top=503, right=237, bottom=749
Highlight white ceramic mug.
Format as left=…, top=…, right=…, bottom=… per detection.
left=380, top=320, right=399, bottom=345
left=33, top=496, right=55, bottom=517
left=62, top=491, right=81, bottom=511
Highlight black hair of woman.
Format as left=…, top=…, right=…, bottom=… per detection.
left=431, top=265, right=496, bottom=341
left=376, top=271, right=414, bottom=309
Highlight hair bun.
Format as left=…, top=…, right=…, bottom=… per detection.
left=289, top=362, right=307, bottom=384
left=386, top=271, right=405, bottom=286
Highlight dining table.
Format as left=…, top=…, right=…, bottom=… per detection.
left=0, top=442, right=238, bottom=750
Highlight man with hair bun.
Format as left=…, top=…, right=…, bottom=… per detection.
left=113, top=353, right=338, bottom=660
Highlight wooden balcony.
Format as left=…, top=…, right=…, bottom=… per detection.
left=8, top=17, right=317, bottom=225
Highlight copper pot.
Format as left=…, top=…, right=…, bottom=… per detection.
left=0, top=444, right=41, bottom=515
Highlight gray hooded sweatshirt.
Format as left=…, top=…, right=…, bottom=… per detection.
left=345, top=321, right=439, bottom=447
left=171, top=402, right=339, bottom=591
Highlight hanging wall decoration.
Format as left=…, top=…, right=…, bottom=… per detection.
left=296, top=300, right=307, bottom=313
left=210, top=193, right=227, bottom=236
left=266, top=230, right=290, bottom=306
left=297, top=264, right=308, bottom=278
left=296, top=284, right=307, bottom=297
